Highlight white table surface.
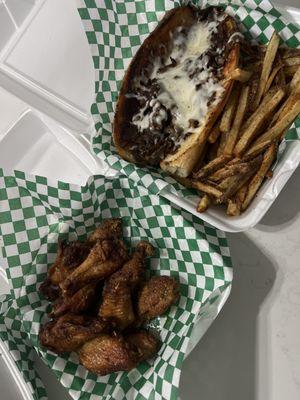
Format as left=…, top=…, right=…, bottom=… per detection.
left=0, top=1, right=299, bottom=399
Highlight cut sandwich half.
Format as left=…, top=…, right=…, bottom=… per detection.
left=113, top=5, right=240, bottom=177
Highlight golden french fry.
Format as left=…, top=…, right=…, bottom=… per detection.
left=191, top=181, right=223, bottom=198
left=197, top=195, right=211, bottom=213
left=283, top=57, right=300, bottom=66
left=224, top=68, right=253, bottom=83
left=209, top=161, right=250, bottom=182
left=289, top=65, right=300, bottom=94
left=236, top=182, right=249, bottom=204
left=208, top=122, right=221, bottom=144
left=254, top=31, right=280, bottom=109
left=227, top=199, right=241, bottom=216
left=245, top=139, right=272, bottom=158
left=193, top=155, right=231, bottom=179
left=234, top=87, right=285, bottom=156
left=247, top=72, right=261, bottom=115
left=219, top=84, right=240, bottom=133
left=242, top=144, right=277, bottom=210
left=254, top=98, right=300, bottom=146
left=224, top=85, right=249, bottom=155
left=264, top=64, right=282, bottom=93
left=284, top=64, right=300, bottom=77
left=217, top=155, right=262, bottom=202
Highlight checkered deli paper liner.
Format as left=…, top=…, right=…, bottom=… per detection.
left=78, top=0, right=300, bottom=199
left=0, top=169, right=232, bottom=400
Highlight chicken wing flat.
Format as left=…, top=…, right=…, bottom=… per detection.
left=39, top=240, right=91, bottom=300
left=39, top=314, right=109, bottom=354
left=50, top=282, right=98, bottom=318
left=137, top=276, right=180, bottom=322
left=60, top=239, right=128, bottom=296
left=126, top=330, right=160, bottom=363
left=99, top=241, right=154, bottom=330
left=78, top=330, right=159, bottom=375
left=88, top=218, right=122, bottom=243
left=79, top=334, right=137, bottom=375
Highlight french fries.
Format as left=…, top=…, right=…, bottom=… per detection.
left=254, top=31, right=280, bottom=109
left=242, top=144, right=277, bottom=210
left=193, top=155, right=231, bottom=179
left=179, top=30, right=300, bottom=217
left=234, top=87, right=285, bottom=156
left=197, top=195, right=211, bottom=213
left=219, top=84, right=240, bottom=133
left=224, top=84, right=249, bottom=154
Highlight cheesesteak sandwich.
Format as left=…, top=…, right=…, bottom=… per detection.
left=113, top=5, right=239, bottom=177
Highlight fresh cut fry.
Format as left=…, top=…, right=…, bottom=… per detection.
left=234, top=87, right=285, bottom=156
left=193, top=155, right=231, bottom=179
left=224, top=84, right=249, bottom=155
left=242, top=144, right=277, bottom=210
left=227, top=199, right=241, bottom=216
left=208, top=122, right=222, bottom=144
left=289, top=65, right=300, bottom=94
left=191, top=181, right=223, bottom=198
left=254, top=31, right=280, bottom=109
left=219, top=84, right=240, bottom=133
left=254, top=98, right=300, bottom=146
left=283, top=57, right=300, bottom=66
left=197, top=195, right=211, bottom=213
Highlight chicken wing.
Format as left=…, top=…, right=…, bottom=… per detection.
left=39, top=240, right=91, bottom=300
left=60, top=239, right=128, bottom=296
left=78, top=329, right=159, bottom=375
left=126, top=330, right=160, bottom=362
left=78, top=334, right=136, bottom=375
left=50, top=282, right=98, bottom=318
left=137, top=276, right=180, bottom=322
left=39, top=314, right=109, bottom=354
left=88, top=218, right=122, bottom=243
left=99, top=241, right=154, bottom=330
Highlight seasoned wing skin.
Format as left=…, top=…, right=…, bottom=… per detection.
left=39, top=314, right=109, bottom=354
left=126, top=330, right=160, bottom=362
left=39, top=240, right=91, bottom=300
left=99, top=241, right=154, bottom=330
left=78, top=334, right=136, bottom=375
left=48, top=240, right=91, bottom=285
left=88, top=219, right=122, bottom=243
left=79, top=330, right=159, bottom=375
left=50, top=282, right=98, bottom=318
left=60, top=239, right=128, bottom=296
left=137, top=276, right=180, bottom=322
left=39, top=279, right=60, bottom=301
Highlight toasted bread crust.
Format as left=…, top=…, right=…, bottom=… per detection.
left=113, top=6, right=240, bottom=175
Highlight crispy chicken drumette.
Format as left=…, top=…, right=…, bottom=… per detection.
left=99, top=241, right=154, bottom=330
left=137, top=276, right=180, bottom=322
left=39, top=240, right=91, bottom=300
left=60, top=239, right=128, bottom=296
left=39, top=313, right=109, bottom=354
left=50, top=282, right=98, bottom=318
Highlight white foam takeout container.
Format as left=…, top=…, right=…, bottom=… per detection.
left=0, top=1, right=299, bottom=399
left=160, top=5, right=300, bottom=232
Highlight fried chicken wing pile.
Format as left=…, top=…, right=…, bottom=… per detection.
left=39, top=218, right=180, bottom=376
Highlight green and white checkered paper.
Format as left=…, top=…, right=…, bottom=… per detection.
left=0, top=169, right=232, bottom=399
left=78, top=0, right=300, bottom=198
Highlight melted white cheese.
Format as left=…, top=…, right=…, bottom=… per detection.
left=133, top=17, right=225, bottom=135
